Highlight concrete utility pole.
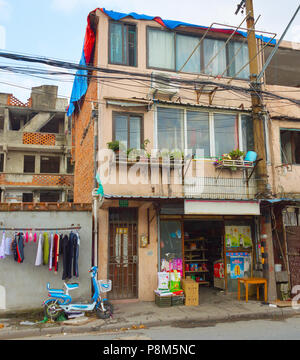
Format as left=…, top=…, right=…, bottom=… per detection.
left=244, top=0, right=269, bottom=196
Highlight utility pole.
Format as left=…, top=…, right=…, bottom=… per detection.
left=237, top=0, right=269, bottom=197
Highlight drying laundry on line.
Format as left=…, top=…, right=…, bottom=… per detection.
left=0, top=226, right=81, bottom=280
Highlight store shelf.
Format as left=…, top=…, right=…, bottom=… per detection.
left=184, top=259, right=208, bottom=262
left=185, top=270, right=209, bottom=273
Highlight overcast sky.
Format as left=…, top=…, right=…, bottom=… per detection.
left=0, top=0, right=300, bottom=102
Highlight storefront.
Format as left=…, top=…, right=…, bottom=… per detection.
left=158, top=200, right=261, bottom=298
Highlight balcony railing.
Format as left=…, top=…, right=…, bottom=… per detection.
left=0, top=173, right=74, bottom=188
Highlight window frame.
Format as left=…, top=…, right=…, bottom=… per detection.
left=108, top=20, right=138, bottom=67
left=23, top=155, right=36, bottom=174
left=280, top=128, right=300, bottom=165
left=154, top=105, right=251, bottom=158
left=112, top=111, right=144, bottom=150
left=146, top=26, right=249, bottom=79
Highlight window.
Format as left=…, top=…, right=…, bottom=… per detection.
left=187, top=111, right=210, bottom=157
left=40, top=156, right=60, bottom=173
left=157, top=107, right=184, bottom=151
left=281, top=130, right=300, bottom=164
left=22, top=193, right=33, bottom=202
left=147, top=27, right=250, bottom=79
left=0, top=115, right=4, bottom=131
left=113, top=113, right=143, bottom=150
left=23, top=155, right=35, bottom=173
left=40, top=191, right=60, bottom=202
left=214, top=113, right=238, bottom=156
left=109, top=22, right=137, bottom=66
left=0, top=153, right=4, bottom=172
left=156, top=106, right=253, bottom=157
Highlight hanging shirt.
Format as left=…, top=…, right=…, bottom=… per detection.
left=49, top=233, right=54, bottom=271
left=43, top=232, right=49, bottom=265
left=61, top=234, right=73, bottom=280
left=35, top=233, right=43, bottom=266
left=0, top=232, right=6, bottom=259
left=72, top=232, right=80, bottom=278
left=53, top=234, right=60, bottom=274
left=4, top=237, right=12, bottom=256
left=12, top=233, right=25, bottom=263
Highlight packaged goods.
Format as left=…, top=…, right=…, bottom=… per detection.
left=157, top=272, right=169, bottom=290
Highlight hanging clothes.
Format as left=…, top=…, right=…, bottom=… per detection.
left=70, top=231, right=80, bottom=278
left=61, top=234, right=74, bottom=280
left=43, top=232, right=49, bottom=265
left=49, top=232, right=54, bottom=271
left=0, top=232, right=6, bottom=259
left=4, top=237, right=12, bottom=256
left=52, top=233, right=60, bottom=274
left=35, top=233, right=43, bottom=266
left=12, top=232, right=25, bottom=263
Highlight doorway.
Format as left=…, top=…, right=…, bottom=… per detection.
left=108, top=208, right=138, bottom=300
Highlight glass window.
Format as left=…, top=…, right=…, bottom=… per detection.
left=160, top=220, right=182, bottom=271
left=110, top=22, right=136, bottom=66
left=148, top=29, right=175, bottom=70
left=24, top=155, right=35, bottom=173
left=187, top=111, right=210, bottom=157
left=157, top=107, right=184, bottom=151
left=228, top=42, right=250, bottom=79
left=203, top=38, right=227, bottom=76
left=241, top=115, right=254, bottom=153
left=114, top=113, right=142, bottom=150
left=214, top=113, right=238, bottom=156
left=176, top=34, right=200, bottom=73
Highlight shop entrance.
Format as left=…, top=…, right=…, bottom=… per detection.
left=183, top=220, right=224, bottom=291
left=159, top=216, right=255, bottom=303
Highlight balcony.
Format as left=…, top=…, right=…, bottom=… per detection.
left=100, top=157, right=258, bottom=200
left=0, top=130, right=71, bottom=150
left=0, top=173, right=74, bottom=189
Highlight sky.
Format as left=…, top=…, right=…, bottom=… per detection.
left=0, top=0, right=300, bottom=103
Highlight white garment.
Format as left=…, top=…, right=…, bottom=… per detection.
left=0, top=232, right=5, bottom=259
left=4, top=238, right=12, bottom=256
left=35, top=233, right=43, bottom=266
left=48, top=233, right=54, bottom=271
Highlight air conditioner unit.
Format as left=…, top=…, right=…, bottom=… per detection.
left=149, top=71, right=180, bottom=98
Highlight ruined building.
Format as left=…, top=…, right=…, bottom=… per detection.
left=0, top=85, right=73, bottom=203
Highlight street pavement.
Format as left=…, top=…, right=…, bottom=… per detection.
left=1, top=290, right=300, bottom=340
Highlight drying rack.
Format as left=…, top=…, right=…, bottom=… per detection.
left=0, top=226, right=81, bottom=231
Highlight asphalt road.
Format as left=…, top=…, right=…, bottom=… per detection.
left=17, top=315, right=300, bottom=340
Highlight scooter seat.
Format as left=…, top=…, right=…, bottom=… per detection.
left=65, top=283, right=79, bottom=290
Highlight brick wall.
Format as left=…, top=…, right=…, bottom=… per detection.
left=73, top=26, right=98, bottom=204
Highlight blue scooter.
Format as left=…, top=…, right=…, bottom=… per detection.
left=43, top=266, right=113, bottom=320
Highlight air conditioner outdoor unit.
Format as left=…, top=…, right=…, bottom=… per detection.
left=149, top=71, right=180, bottom=98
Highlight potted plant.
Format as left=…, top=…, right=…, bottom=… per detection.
left=107, top=140, right=120, bottom=153
left=229, top=149, right=245, bottom=161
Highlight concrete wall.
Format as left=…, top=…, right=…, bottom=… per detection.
left=0, top=209, right=92, bottom=312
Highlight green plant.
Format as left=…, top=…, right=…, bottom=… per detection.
left=229, top=149, right=245, bottom=160
left=107, top=140, right=120, bottom=152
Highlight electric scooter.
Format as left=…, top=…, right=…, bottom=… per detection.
left=43, top=266, right=113, bottom=320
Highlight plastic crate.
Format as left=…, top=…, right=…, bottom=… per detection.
left=155, top=294, right=172, bottom=307
left=171, top=295, right=185, bottom=306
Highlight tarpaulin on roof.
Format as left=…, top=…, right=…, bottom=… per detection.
left=67, top=7, right=276, bottom=116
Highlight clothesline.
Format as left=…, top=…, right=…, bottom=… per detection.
left=0, top=226, right=81, bottom=231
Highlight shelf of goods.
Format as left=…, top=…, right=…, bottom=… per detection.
left=184, top=237, right=209, bottom=286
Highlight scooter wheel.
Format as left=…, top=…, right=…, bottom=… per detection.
left=44, top=300, right=63, bottom=321
left=96, top=300, right=113, bottom=319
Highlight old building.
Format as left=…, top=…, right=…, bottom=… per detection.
left=0, top=85, right=74, bottom=203
left=68, top=8, right=287, bottom=303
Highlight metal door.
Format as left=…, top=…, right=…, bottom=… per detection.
left=286, top=226, right=300, bottom=289
left=108, top=208, right=138, bottom=299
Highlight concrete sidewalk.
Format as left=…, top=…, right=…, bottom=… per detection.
left=1, top=291, right=300, bottom=339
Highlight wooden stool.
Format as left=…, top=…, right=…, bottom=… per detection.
left=238, top=278, right=267, bottom=303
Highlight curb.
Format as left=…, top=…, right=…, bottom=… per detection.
left=0, top=307, right=299, bottom=339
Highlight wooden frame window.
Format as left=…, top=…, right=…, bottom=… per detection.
left=113, top=112, right=143, bottom=150
left=109, top=21, right=137, bottom=67
left=281, top=129, right=300, bottom=165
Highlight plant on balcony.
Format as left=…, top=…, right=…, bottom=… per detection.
left=107, top=140, right=120, bottom=153
left=214, top=149, right=245, bottom=171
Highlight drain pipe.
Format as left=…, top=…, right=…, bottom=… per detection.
left=92, top=189, right=104, bottom=267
